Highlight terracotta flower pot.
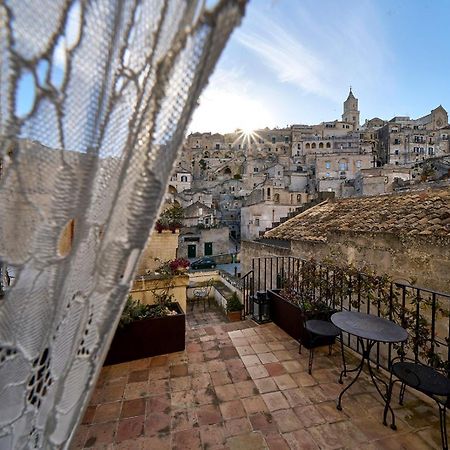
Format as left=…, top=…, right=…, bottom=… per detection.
left=227, top=310, right=242, bottom=322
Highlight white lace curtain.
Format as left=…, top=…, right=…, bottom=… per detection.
left=0, top=1, right=245, bottom=448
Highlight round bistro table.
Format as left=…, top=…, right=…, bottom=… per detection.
left=331, top=311, right=408, bottom=415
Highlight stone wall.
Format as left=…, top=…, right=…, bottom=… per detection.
left=130, top=274, right=189, bottom=312
left=242, top=232, right=450, bottom=293
left=136, top=230, right=179, bottom=275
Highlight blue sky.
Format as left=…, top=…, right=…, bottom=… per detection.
left=190, top=0, right=450, bottom=133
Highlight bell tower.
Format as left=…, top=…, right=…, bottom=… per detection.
left=342, top=87, right=360, bottom=130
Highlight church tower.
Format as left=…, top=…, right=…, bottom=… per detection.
left=342, top=88, right=360, bottom=130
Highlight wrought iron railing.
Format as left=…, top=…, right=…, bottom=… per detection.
left=241, top=256, right=450, bottom=373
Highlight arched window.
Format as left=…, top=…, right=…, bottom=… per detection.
left=267, top=187, right=271, bottom=199
left=305, top=143, right=310, bottom=149
left=273, top=193, right=280, bottom=203
left=311, top=143, right=316, bottom=149
left=319, top=142, right=324, bottom=149
left=326, top=142, right=331, bottom=148
left=180, top=175, right=187, bottom=182
left=296, top=194, right=302, bottom=203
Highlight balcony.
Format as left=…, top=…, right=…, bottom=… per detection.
left=71, top=258, right=448, bottom=449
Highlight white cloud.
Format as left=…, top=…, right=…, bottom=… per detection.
left=234, top=2, right=392, bottom=104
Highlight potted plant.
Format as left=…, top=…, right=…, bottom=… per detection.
left=226, top=292, right=243, bottom=322
left=155, top=204, right=184, bottom=233
left=104, top=290, right=185, bottom=365
left=268, top=260, right=339, bottom=346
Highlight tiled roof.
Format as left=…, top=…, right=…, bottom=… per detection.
left=264, top=189, right=450, bottom=242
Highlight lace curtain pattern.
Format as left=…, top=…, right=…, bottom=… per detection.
left=0, top=1, right=245, bottom=447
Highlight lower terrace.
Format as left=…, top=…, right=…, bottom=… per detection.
left=71, top=304, right=442, bottom=449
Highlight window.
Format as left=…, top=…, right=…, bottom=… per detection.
left=296, top=151, right=300, bottom=156
left=272, top=136, right=276, bottom=143
left=356, top=160, right=362, bottom=168
left=326, top=142, right=331, bottom=148
left=305, top=143, right=310, bottom=149
left=394, top=138, right=400, bottom=145
left=339, top=161, right=348, bottom=171
left=181, top=175, right=188, bottom=182
left=273, top=193, right=280, bottom=203
left=319, top=142, right=324, bottom=149
left=429, top=147, right=434, bottom=155
left=199, top=207, right=203, bottom=215
left=297, top=194, right=302, bottom=203
left=311, top=143, right=316, bottom=149
left=285, top=136, right=289, bottom=143
left=267, top=187, right=271, bottom=199
left=394, top=150, right=399, bottom=155
left=255, top=218, right=260, bottom=226
left=326, top=172, right=330, bottom=177
left=253, top=167, right=258, bottom=173
left=297, top=143, right=301, bottom=149
left=215, top=144, right=219, bottom=149
left=325, top=161, right=331, bottom=169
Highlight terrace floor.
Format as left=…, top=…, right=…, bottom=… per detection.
left=71, top=304, right=444, bottom=449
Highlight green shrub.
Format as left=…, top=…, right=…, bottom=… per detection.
left=227, top=292, right=243, bottom=312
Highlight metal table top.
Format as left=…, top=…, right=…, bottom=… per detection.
left=331, top=311, right=408, bottom=343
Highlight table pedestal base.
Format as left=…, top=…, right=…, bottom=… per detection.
left=336, top=338, right=395, bottom=428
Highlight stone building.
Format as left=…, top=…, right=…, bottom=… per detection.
left=182, top=201, right=216, bottom=228
left=240, top=186, right=309, bottom=240
left=377, top=106, right=449, bottom=165
left=354, top=166, right=412, bottom=196
left=242, top=188, right=450, bottom=292
left=178, top=226, right=233, bottom=260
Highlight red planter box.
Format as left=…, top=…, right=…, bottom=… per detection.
left=104, top=302, right=185, bottom=365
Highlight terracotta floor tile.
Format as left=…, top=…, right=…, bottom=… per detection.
left=242, top=395, right=269, bottom=415
left=258, top=352, right=279, bottom=364
left=220, top=346, right=239, bottom=360
left=191, top=372, right=211, bottom=390
left=196, top=403, right=223, bottom=426
left=272, top=350, right=292, bottom=362
left=207, top=360, right=227, bottom=373
left=224, top=417, right=253, bottom=437
left=249, top=412, right=277, bottom=433
left=82, top=406, right=97, bottom=425
left=215, top=384, right=238, bottom=402
left=267, top=342, right=285, bottom=352
left=124, top=382, right=148, bottom=400
left=128, top=369, right=149, bottom=383
left=262, top=392, right=290, bottom=412
left=281, top=360, right=303, bottom=374
left=251, top=343, right=270, bottom=353
left=171, top=408, right=198, bottom=432
left=264, top=432, right=290, bottom=450
left=150, top=355, right=168, bottom=367
left=194, top=386, right=217, bottom=406
left=226, top=431, right=267, bottom=450
left=253, top=377, right=277, bottom=394
left=144, top=412, right=171, bottom=437
left=236, top=345, right=255, bottom=356
left=171, top=389, right=195, bottom=410
left=93, top=402, right=121, bottom=423
left=291, top=371, right=316, bottom=387
left=273, top=374, right=297, bottom=391
left=114, top=437, right=142, bottom=450
left=172, top=429, right=201, bottom=450
left=116, top=416, right=144, bottom=442
left=283, top=388, right=312, bottom=408
left=229, top=367, right=251, bottom=383
left=282, top=429, right=319, bottom=450
left=247, top=365, right=270, bottom=380
left=294, top=405, right=326, bottom=428
left=219, top=399, right=246, bottom=420
left=210, top=370, right=232, bottom=386
left=139, top=433, right=170, bottom=450
left=146, top=393, right=171, bottom=415
left=121, top=398, right=145, bottom=419
left=102, top=384, right=125, bottom=403
left=264, top=363, right=286, bottom=377
left=241, top=354, right=261, bottom=367
left=170, top=375, right=191, bottom=392
left=234, top=380, right=258, bottom=398
left=85, top=421, right=117, bottom=447
left=272, top=409, right=303, bottom=433
left=200, top=423, right=226, bottom=447
left=170, top=363, right=188, bottom=378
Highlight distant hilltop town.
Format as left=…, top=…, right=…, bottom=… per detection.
left=159, top=90, right=450, bottom=261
